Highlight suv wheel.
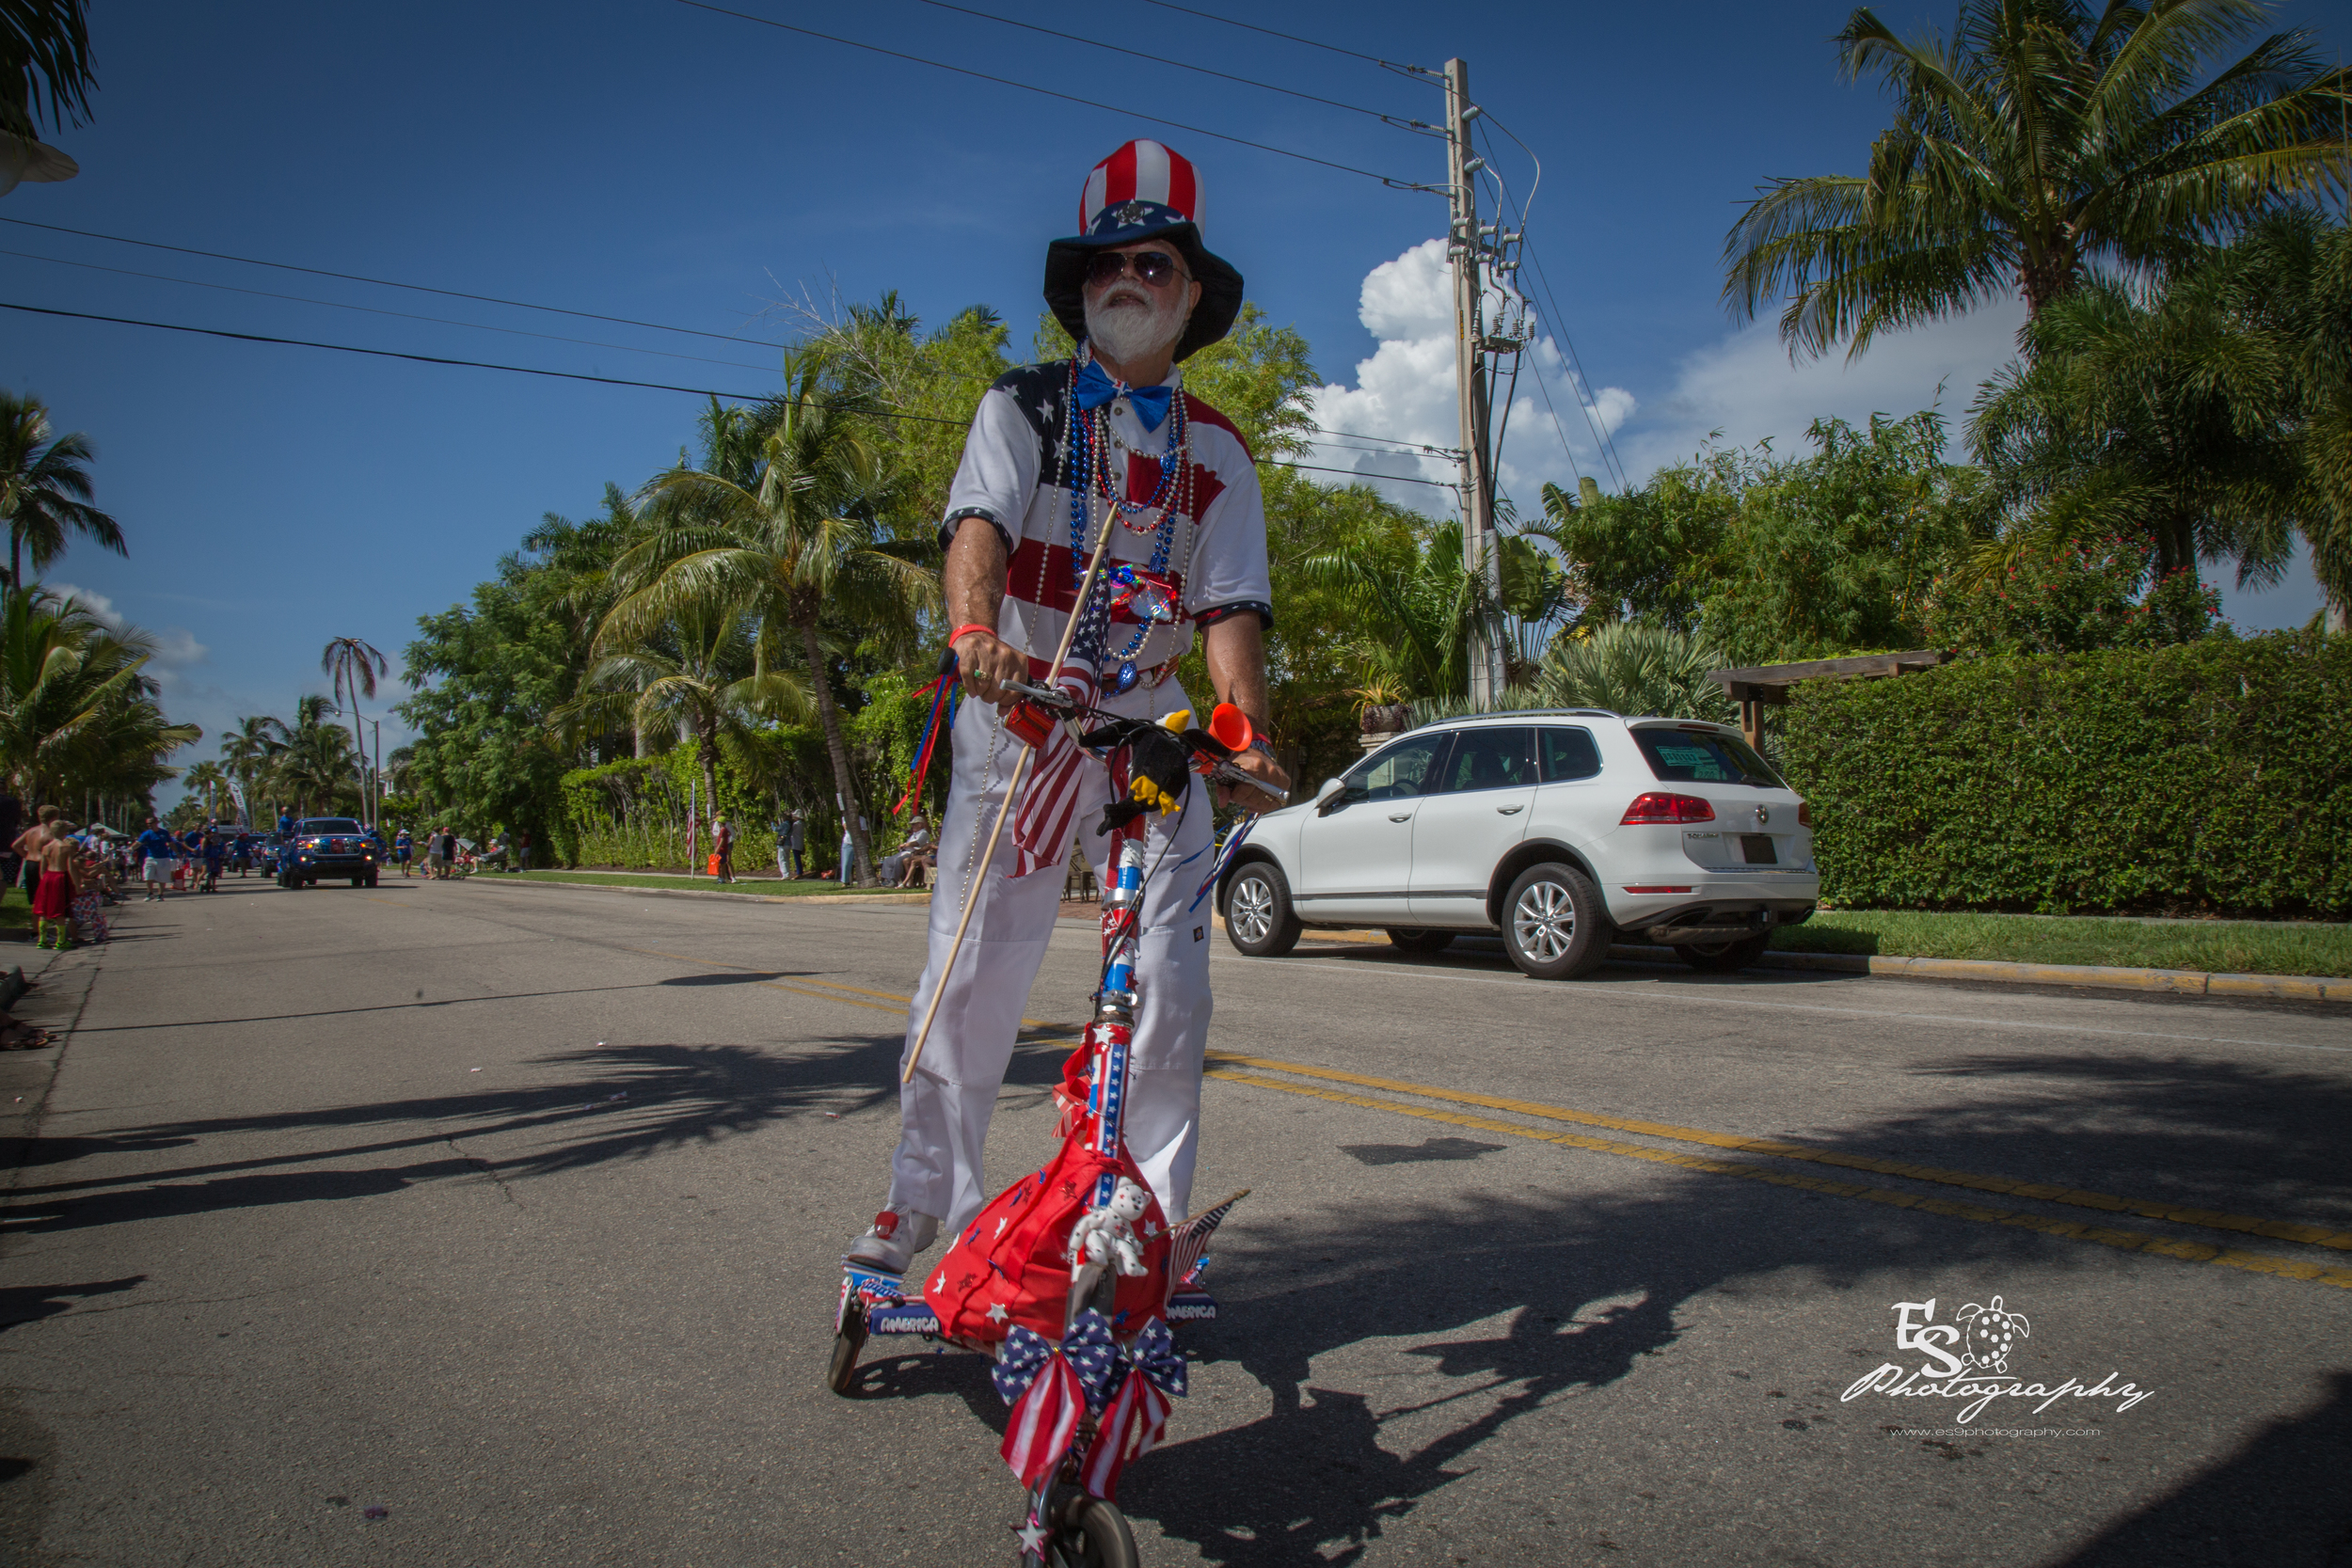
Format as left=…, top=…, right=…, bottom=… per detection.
left=1224, top=862, right=1302, bottom=958
left=1680, top=932, right=1772, bottom=974
left=1501, top=863, right=1611, bottom=980
left=1385, top=928, right=1454, bottom=955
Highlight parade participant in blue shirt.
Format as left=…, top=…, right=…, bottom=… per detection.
left=134, top=818, right=175, bottom=902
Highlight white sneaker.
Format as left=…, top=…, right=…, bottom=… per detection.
left=845, top=1205, right=939, bottom=1275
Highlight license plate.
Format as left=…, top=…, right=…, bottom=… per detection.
left=1740, top=834, right=1777, bottom=864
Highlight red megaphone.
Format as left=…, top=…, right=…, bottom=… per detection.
left=1205, top=704, right=1255, bottom=755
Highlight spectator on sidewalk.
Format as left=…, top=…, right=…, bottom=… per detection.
left=12, top=806, right=59, bottom=903
left=711, top=816, right=735, bottom=882
left=425, top=826, right=448, bottom=879
left=787, top=811, right=805, bottom=879
left=516, top=830, right=532, bottom=872
left=32, top=822, right=78, bottom=949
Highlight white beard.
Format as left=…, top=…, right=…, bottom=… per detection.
left=1084, top=284, right=1187, bottom=368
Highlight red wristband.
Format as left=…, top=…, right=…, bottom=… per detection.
left=946, top=623, right=997, bottom=652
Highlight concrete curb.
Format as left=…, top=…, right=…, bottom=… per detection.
left=459, top=876, right=932, bottom=909
left=1606, top=943, right=2346, bottom=1002
left=1207, top=914, right=2348, bottom=1003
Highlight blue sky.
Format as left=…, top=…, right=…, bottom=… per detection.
left=7, top=0, right=2343, bottom=802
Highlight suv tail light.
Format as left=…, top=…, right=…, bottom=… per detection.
left=1620, top=792, right=1715, bottom=825
left=1798, top=800, right=1812, bottom=827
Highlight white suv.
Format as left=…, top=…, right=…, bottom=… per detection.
left=1217, top=711, right=1820, bottom=979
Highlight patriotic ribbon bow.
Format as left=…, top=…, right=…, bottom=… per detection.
left=991, top=1309, right=1120, bottom=1412
left=1114, top=1317, right=1186, bottom=1399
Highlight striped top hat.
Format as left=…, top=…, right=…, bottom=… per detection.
left=1044, top=139, right=1244, bottom=363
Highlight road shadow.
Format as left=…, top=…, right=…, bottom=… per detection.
left=851, top=1040, right=2352, bottom=1565
left=0, top=1028, right=1081, bottom=1230
left=0, top=1275, right=142, bottom=1333
left=1847, top=1050, right=2352, bottom=1228
left=2058, top=1370, right=2352, bottom=1567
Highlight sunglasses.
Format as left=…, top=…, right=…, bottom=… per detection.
left=1085, top=249, right=1189, bottom=288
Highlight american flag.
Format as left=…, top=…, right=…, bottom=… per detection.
left=1009, top=560, right=1115, bottom=877
left=1165, top=1189, right=1248, bottom=1296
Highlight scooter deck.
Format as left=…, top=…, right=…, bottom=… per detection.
left=838, top=1262, right=1218, bottom=1341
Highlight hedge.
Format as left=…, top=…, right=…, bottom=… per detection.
left=1777, top=631, right=2352, bottom=917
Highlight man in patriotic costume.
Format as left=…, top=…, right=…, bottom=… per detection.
left=849, top=139, right=1287, bottom=1275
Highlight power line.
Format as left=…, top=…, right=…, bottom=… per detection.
left=1522, top=239, right=1630, bottom=491
left=0, top=246, right=787, bottom=373
left=0, top=299, right=844, bottom=412
left=6, top=298, right=1399, bottom=486
left=909, top=0, right=1412, bottom=127
left=669, top=0, right=1417, bottom=185
left=1279, top=460, right=1454, bottom=489
left=1470, top=123, right=1630, bottom=491
left=0, top=215, right=780, bottom=348
left=1132, top=0, right=1428, bottom=75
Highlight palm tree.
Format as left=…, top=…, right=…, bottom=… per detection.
left=320, top=636, right=387, bottom=826
left=219, top=714, right=287, bottom=823
left=271, top=722, right=360, bottom=818
left=1967, top=265, right=2308, bottom=588
left=181, top=760, right=227, bottom=822
left=1723, top=0, right=2352, bottom=358
left=1300, top=520, right=1566, bottom=702
left=0, top=390, right=124, bottom=586
left=0, top=585, right=184, bottom=807
left=1534, top=622, right=1736, bottom=724
left=560, top=607, right=808, bottom=862
left=0, top=0, right=93, bottom=191
left=617, top=369, right=936, bottom=884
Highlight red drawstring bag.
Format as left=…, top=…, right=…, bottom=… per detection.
left=922, top=1083, right=1173, bottom=1343
left=707, top=852, right=723, bottom=876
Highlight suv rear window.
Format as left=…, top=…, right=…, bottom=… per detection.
left=1630, top=727, right=1783, bottom=788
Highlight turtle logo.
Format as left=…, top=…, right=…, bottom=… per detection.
left=1955, top=1295, right=2030, bottom=1372
left=1112, top=200, right=1156, bottom=227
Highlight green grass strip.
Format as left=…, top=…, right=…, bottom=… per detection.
left=1777, top=910, right=2352, bottom=978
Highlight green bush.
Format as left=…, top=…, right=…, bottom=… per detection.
left=1778, top=631, right=2352, bottom=916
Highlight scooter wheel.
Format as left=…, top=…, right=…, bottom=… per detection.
left=826, top=1300, right=868, bottom=1397
left=1047, top=1489, right=1139, bottom=1568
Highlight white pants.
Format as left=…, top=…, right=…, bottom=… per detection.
left=891, top=687, right=1216, bottom=1232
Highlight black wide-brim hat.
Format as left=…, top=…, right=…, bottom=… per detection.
left=1043, top=140, right=1244, bottom=363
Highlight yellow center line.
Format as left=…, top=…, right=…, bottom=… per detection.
left=1203, top=1068, right=2352, bottom=1291
left=1203, top=1049, right=2352, bottom=1254
left=612, top=944, right=2345, bottom=1284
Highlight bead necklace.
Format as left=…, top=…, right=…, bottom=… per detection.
left=1040, top=346, right=1197, bottom=694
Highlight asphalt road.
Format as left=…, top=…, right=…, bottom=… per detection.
left=1, top=873, right=2347, bottom=1567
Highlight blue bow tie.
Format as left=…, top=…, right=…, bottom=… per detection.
left=1074, top=361, right=1172, bottom=433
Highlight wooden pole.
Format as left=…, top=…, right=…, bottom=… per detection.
left=901, top=502, right=1125, bottom=1087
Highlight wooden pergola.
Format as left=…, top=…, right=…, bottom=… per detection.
left=1707, top=650, right=1949, bottom=753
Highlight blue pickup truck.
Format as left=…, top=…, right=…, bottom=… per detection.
left=278, top=816, right=382, bottom=889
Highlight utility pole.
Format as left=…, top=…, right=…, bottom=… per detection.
left=1444, top=57, right=1505, bottom=704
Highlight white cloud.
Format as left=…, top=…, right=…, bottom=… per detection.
left=44, top=581, right=122, bottom=629
left=1295, top=238, right=2037, bottom=517
left=46, top=582, right=209, bottom=686
left=1613, top=301, right=2030, bottom=480
left=1298, top=238, right=1635, bottom=515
